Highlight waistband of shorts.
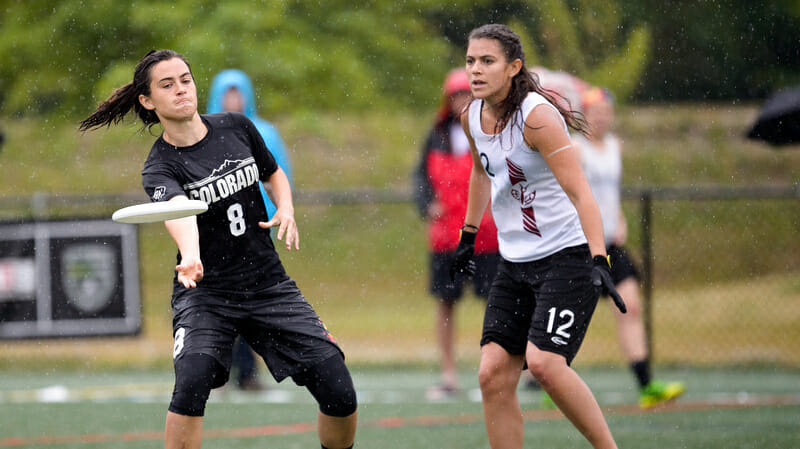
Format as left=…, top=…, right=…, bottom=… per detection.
left=501, top=244, right=589, bottom=268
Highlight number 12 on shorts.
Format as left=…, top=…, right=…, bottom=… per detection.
left=546, top=307, right=574, bottom=346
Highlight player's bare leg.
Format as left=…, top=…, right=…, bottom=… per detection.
left=526, top=344, right=617, bottom=449
left=437, top=300, right=458, bottom=388
left=613, top=278, right=647, bottom=361
left=318, top=410, right=357, bottom=449
left=165, top=412, right=202, bottom=449
left=478, top=342, right=525, bottom=448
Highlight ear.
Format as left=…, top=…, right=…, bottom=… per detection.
left=139, top=94, right=155, bottom=111
left=508, top=59, right=523, bottom=78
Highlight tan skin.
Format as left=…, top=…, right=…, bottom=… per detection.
left=460, top=38, right=617, bottom=449
left=138, top=57, right=355, bottom=449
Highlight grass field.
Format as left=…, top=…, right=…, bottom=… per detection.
left=1, top=366, right=799, bottom=448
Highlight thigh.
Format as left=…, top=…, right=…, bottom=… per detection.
left=472, top=253, right=501, bottom=299
left=480, top=263, right=535, bottom=356
left=528, top=246, right=599, bottom=365
left=172, top=289, right=239, bottom=373
left=430, top=252, right=463, bottom=301
left=242, top=280, right=343, bottom=382
left=607, top=245, right=639, bottom=285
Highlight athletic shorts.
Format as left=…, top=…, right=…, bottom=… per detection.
left=430, top=252, right=500, bottom=302
left=171, top=279, right=342, bottom=383
left=607, top=244, right=639, bottom=285
left=480, top=244, right=599, bottom=365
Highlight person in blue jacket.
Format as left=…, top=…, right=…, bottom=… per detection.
left=207, top=69, right=293, bottom=391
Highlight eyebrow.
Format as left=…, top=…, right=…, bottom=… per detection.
left=157, top=71, right=192, bottom=83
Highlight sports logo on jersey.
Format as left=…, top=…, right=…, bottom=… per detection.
left=506, top=158, right=542, bottom=237
left=152, top=186, right=167, bottom=201
left=183, top=158, right=260, bottom=205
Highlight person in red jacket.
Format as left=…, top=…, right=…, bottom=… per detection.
left=413, top=68, right=500, bottom=400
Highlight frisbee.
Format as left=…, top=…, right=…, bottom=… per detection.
left=112, top=200, right=208, bottom=224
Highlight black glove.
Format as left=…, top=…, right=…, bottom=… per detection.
left=591, top=255, right=627, bottom=313
left=449, top=230, right=477, bottom=281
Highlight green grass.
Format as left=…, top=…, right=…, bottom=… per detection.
left=0, top=104, right=799, bottom=371
left=1, top=367, right=798, bottom=448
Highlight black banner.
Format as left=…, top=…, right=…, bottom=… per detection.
left=0, top=219, right=140, bottom=338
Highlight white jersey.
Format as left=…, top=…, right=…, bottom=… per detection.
left=467, top=92, right=587, bottom=262
left=574, top=133, right=622, bottom=246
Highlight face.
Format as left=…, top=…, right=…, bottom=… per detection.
left=465, top=38, right=521, bottom=103
left=222, top=87, right=245, bottom=113
left=584, top=100, right=614, bottom=138
left=138, top=58, right=197, bottom=123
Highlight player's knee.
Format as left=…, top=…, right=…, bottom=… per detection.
left=169, top=353, right=227, bottom=417
left=294, top=353, right=357, bottom=417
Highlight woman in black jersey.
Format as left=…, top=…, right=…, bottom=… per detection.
left=79, top=50, right=357, bottom=449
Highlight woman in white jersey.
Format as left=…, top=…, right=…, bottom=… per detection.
left=575, top=87, right=685, bottom=408
left=450, top=24, right=626, bottom=449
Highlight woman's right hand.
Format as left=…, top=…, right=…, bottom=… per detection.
left=176, top=256, right=204, bottom=288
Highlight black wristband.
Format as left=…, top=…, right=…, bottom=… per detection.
left=593, top=255, right=611, bottom=267
left=460, top=229, right=477, bottom=245
left=462, top=224, right=479, bottom=232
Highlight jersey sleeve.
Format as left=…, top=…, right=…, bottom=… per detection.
left=233, top=113, right=278, bottom=182
left=141, top=155, right=185, bottom=203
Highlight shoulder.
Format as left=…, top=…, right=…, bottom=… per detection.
left=203, top=112, right=254, bottom=130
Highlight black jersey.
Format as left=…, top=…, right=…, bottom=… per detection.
left=142, top=112, right=289, bottom=292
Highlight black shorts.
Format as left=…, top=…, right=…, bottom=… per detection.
left=480, top=245, right=599, bottom=365
left=431, top=252, right=500, bottom=302
left=607, top=244, right=639, bottom=285
left=171, top=279, right=342, bottom=382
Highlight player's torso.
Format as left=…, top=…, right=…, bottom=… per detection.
left=467, top=94, right=586, bottom=262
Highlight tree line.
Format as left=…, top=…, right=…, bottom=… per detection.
left=0, top=0, right=797, bottom=119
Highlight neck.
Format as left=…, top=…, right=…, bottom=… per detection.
left=161, top=114, right=207, bottom=147
left=587, top=132, right=606, bottom=145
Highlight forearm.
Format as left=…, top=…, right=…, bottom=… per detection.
left=571, top=192, right=607, bottom=257
left=165, top=216, right=201, bottom=259
left=464, top=166, right=491, bottom=230
left=163, top=197, right=201, bottom=259
left=263, top=167, right=294, bottom=214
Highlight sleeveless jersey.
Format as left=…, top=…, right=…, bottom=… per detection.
left=141, top=112, right=289, bottom=292
left=574, top=133, right=622, bottom=246
left=467, top=92, right=586, bottom=262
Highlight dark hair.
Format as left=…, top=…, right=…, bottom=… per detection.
left=78, top=50, right=191, bottom=132
left=467, top=24, right=587, bottom=136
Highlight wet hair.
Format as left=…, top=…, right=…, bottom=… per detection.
left=467, top=24, right=587, bottom=136
left=78, top=50, right=191, bottom=133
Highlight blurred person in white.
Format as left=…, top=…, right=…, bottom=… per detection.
left=207, top=69, right=293, bottom=391
left=574, top=86, right=685, bottom=408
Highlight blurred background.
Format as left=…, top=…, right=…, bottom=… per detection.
left=0, top=0, right=798, bottom=394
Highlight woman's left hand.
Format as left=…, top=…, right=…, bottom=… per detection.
left=259, top=208, right=299, bottom=250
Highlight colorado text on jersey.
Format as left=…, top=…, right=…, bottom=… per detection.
left=184, top=158, right=260, bottom=204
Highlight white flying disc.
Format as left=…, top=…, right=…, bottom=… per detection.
left=112, top=200, right=208, bottom=224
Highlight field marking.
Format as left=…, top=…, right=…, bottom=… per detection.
left=1, top=393, right=798, bottom=447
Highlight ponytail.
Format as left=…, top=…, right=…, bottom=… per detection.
left=79, top=49, right=189, bottom=133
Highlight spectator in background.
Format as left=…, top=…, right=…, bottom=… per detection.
left=573, top=87, right=685, bottom=408
left=207, top=69, right=293, bottom=391
left=413, top=68, right=500, bottom=400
